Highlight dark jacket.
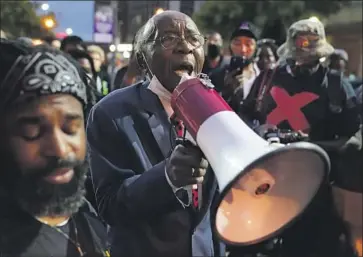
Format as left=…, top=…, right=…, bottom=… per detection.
left=112, top=66, right=128, bottom=90
left=202, top=55, right=231, bottom=78
left=86, top=81, right=223, bottom=257
left=229, top=65, right=360, bottom=257
left=0, top=197, right=108, bottom=257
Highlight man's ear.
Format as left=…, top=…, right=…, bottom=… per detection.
left=136, top=52, right=153, bottom=79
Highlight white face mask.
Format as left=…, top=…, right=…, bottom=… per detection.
left=148, top=75, right=172, bottom=102
left=148, top=73, right=194, bottom=103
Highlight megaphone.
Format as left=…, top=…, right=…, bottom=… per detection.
left=170, top=75, right=330, bottom=246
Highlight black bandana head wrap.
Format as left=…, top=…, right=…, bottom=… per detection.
left=0, top=46, right=88, bottom=109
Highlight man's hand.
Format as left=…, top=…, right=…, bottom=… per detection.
left=297, top=130, right=309, bottom=139
left=223, top=68, right=241, bottom=97
left=166, top=142, right=208, bottom=188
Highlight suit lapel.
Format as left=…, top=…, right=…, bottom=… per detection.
left=138, top=82, right=174, bottom=159
left=137, top=82, right=217, bottom=221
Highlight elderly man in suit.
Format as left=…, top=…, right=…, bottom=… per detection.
left=87, top=11, right=224, bottom=257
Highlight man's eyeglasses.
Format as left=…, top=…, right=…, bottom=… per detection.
left=151, top=34, right=206, bottom=50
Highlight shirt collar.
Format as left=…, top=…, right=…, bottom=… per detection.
left=148, top=76, right=172, bottom=103
left=147, top=76, right=174, bottom=118
left=147, top=74, right=195, bottom=119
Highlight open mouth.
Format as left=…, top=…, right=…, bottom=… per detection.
left=43, top=168, right=75, bottom=185
left=173, top=63, right=194, bottom=76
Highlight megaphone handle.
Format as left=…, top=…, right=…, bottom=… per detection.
left=185, top=184, right=203, bottom=210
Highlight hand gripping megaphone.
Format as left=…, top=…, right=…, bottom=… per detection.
left=170, top=75, right=330, bottom=246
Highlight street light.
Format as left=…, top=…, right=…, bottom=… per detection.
left=44, top=18, right=55, bottom=29
left=109, top=44, right=116, bottom=52
left=41, top=15, right=57, bottom=30
left=32, top=39, right=43, bottom=46
left=123, top=51, right=131, bottom=59
left=65, top=28, right=73, bottom=35
left=41, top=3, right=49, bottom=11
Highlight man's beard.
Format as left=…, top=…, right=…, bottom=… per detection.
left=0, top=153, right=88, bottom=217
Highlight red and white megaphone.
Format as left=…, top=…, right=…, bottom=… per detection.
left=171, top=75, right=330, bottom=246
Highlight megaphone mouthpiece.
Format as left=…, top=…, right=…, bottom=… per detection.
left=239, top=168, right=276, bottom=197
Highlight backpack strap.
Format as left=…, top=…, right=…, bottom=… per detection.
left=255, top=67, right=278, bottom=113
left=326, top=71, right=344, bottom=113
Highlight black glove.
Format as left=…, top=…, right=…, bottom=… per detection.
left=166, top=141, right=208, bottom=188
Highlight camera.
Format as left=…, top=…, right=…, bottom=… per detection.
left=229, top=56, right=251, bottom=74
left=264, top=129, right=308, bottom=144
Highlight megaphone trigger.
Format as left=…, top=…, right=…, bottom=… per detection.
left=175, top=138, right=186, bottom=146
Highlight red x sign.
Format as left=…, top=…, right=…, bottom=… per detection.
left=266, top=87, right=319, bottom=131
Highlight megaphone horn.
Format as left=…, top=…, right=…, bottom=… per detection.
left=171, top=75, right=330, bottom=246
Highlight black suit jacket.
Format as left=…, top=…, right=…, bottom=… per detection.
left=87, top=81, right=221, bottom=257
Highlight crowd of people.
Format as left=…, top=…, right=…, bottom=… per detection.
left=0, top=10, right=362, bottom=257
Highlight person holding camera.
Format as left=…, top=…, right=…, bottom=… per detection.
left=209, top=22, right=261, bottom=111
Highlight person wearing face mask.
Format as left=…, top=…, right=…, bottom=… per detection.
left=240, top=19, right=360, bottom=142
left=231, top=19, right=361, bottom=257
left=255, top=38, right=279, bottom=71
left=209, top=22, right=260, bottom=111
left=87, top=11, right=224, bottom=257
left=202, top=32, right=230, bottom=76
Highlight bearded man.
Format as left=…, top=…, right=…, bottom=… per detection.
left=0, top=39, right=108, bottom=257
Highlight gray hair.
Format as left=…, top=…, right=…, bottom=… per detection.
left=134, top=18, right=157, bottom=56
